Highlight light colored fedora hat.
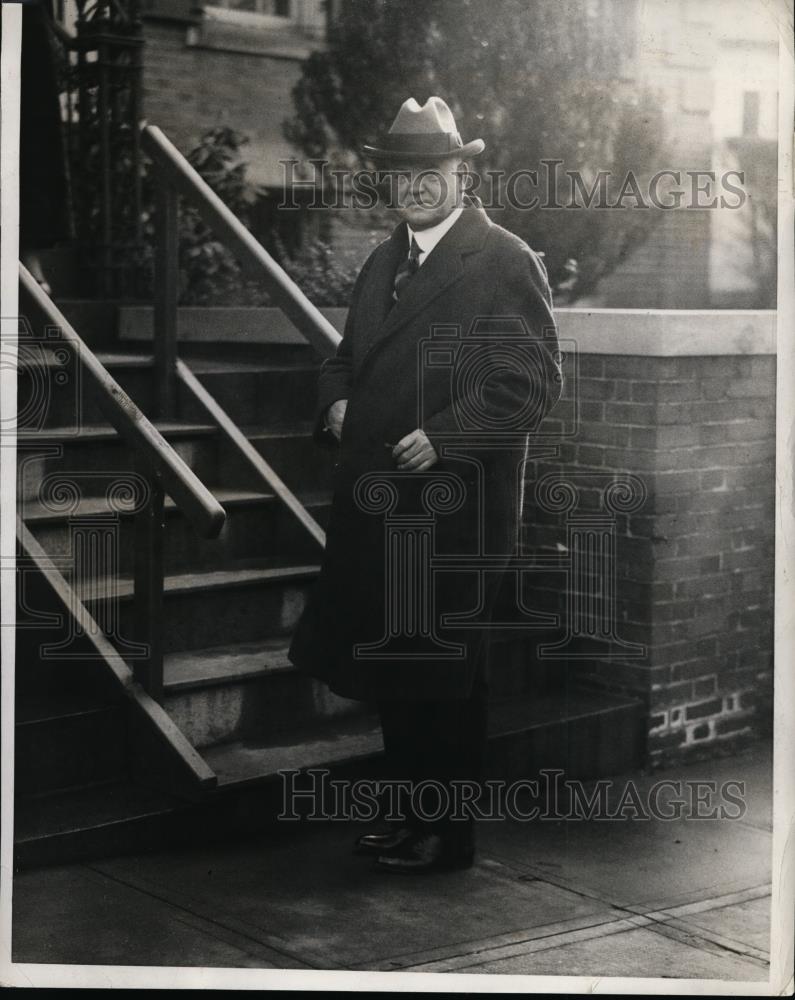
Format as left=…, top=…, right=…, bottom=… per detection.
left=361, top=96, right=485, bottom=161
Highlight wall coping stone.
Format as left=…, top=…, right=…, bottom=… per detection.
left=118, top=306, right=777, bottom=356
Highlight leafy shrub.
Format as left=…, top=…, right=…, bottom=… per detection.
left=137, top=126, right=356, bottom=307
left=272, top=234, right=357, bottom=306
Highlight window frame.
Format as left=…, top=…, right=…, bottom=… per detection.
left=203, top=0, right=293, bottom=29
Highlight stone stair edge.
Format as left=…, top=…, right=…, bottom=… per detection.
left=21, top=487, right=332, bottom=524
left=13, top=688, right=644, bottom=857
left=75, top=560, right=322, bottom=602
left=19, top=420, right=219, bottom=443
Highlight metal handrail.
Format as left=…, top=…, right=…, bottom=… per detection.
left=177, top=360, right=326, bottom=548
left=19, top=263, right=226, bottom=541
left=141, top=122, right=335, bottom=551
left=140, top=124, right=341, bottom=358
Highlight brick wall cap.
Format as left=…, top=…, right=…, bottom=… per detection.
left=555, top=309, right=775, bottom=356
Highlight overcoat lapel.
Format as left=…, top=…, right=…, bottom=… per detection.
left=357, top=226, right=405, bottom=338
left=363, top=200, right=493, bottom=355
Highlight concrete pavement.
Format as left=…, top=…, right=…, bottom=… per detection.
left=11, top=742, right=773, bottom=983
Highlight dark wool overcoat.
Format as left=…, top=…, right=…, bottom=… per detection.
left=288, top=199, right=562, bottom=702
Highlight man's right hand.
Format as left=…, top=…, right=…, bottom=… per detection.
left=325, top=399, right=348, bottom=441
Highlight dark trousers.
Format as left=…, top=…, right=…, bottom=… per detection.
left=375, top=668, right=488, bottom=847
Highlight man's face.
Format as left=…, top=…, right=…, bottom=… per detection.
left=384, top=156, right=466, bottom=230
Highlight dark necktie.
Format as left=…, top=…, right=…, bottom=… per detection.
left=392, top=235, right=422, bottom=303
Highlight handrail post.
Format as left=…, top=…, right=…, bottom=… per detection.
left=133, top=458, right=166, bottom=701
left=141, top=126, right=342, bottom=359
left=154, top=180, right=179, bottom=419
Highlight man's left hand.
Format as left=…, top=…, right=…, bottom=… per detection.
left=392, top=429, right=439, bottom=471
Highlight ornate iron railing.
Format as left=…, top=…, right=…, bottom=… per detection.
left=56, top=0, right=145, bottom=297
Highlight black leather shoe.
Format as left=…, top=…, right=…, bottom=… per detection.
left=375, top=831, right=475, bottom=874
left=353, top=825, right=414, bottom=856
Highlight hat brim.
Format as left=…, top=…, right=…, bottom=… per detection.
left=361, top=138, right=485, bottom=162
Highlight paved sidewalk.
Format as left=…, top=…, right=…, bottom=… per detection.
left=12, top=742, right=773, bottom=982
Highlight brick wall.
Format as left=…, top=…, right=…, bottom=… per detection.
left=140, top=20, right=307, bottom=188
left=583, top=211, right=714, bottom=309
left=522, top=311, right=776, bottom=768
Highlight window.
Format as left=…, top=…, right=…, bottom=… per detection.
left=194, top=0, right=326, bottom=55
left=211, top=0, right=291, bottom=14
left=742, top=91, right=760, bottom=137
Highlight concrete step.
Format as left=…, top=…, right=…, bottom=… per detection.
left=485, top=689, right=645, bottom=781
left=14, top=779, right=183, bottom=870
left=14, top=642, right=120, bottom=704
left=13, top=688, right=645, bottom=869
left=16, top=349, right=157, bottom=429
left=19, top=349, right=323, bottom=430
left=52, top=299, right=120, bottom=348
left=161, top=633, right=570, bottom=751
left=181, top=341, right=321, bottom=365
left=14, top=563, right=140, bottom=705
left=76, top=560, right=320, bottom=653
left=18, top=421, right=220, bottom=502
left=16, top=341, right=87, bottom=433
left=116, top=304, right=344, bottom=353
left=162, top=639, right=366, bottom=749
left=486, top=633, right=568, bottom=698
left=12, top=729, right=382, bottom=870
left=241, top=425, right=335, bottom=494
left=22, top=487, right=331, bottom=575
left=179, top=357, right=321, bottom=428
left=204, top=689, right=645, bottom=790
left=15, top=694, right=128, bottom=796
left=203, top=712, right=383, bottom=788
left=17, top=342, right=322, bottom=453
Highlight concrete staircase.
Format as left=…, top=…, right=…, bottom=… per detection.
left=14, top=301, right=646, bottom=868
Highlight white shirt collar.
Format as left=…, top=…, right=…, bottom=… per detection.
left=407, top=205, right=464, bottom=264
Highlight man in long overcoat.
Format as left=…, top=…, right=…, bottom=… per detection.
left=288, top=97, right=562, bottom=872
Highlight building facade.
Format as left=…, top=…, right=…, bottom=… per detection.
left=585, top=0, right=779, bottom=308
left=51, top=0, right=780, bottom=305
